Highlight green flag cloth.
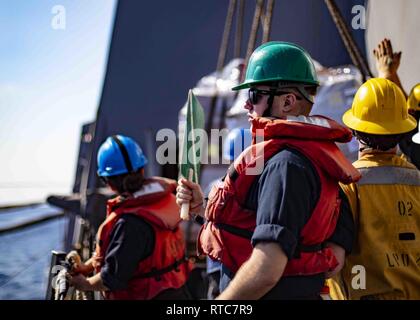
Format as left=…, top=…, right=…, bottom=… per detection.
left=179, top=90, right=205, bottom=183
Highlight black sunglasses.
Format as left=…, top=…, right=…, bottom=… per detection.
left=248, top=88, right=303, bottom=105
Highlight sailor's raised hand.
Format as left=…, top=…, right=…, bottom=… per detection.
left=373, top=38, right=402, bottom=78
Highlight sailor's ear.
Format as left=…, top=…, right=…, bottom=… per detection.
left=282, top=94, right=296, bottom=112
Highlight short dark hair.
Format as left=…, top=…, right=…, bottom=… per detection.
left=354, top=131, right=406, bottom=151
left=105, top=169, right=145, bottom=194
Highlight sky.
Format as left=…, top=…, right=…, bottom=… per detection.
left=0, top=0, right=116, bottom=205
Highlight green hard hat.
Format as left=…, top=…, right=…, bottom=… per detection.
left=232, top=41, right=319, bottom=91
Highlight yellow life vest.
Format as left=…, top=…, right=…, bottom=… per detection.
left=329, top=153, right=420, bottom=300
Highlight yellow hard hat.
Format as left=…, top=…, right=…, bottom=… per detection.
left=407, top=83, right=420, bottom=112
left=343, top=78, right=417, bottom=135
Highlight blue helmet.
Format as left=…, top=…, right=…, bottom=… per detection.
left=97, top=135, right=148, bottom=177
left=223, top=128, right=252, bottom=161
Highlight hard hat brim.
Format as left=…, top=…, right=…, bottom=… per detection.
left=342, top=109, right=418, bottom=135
left=232, top=77, right=319, bottom=91
left=97, top=164, right=146, bottom=178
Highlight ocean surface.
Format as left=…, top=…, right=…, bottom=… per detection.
left=0, top=204, right=67, bottom=300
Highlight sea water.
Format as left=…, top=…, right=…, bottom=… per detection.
left=0, top=205, right=66, bottom=300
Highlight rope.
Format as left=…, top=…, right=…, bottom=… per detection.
left=324, top=0, right=364, bottom=77
left=217, top=0, right=237, bottom=71
left=234, top=0, right=245, bottom=58
left=245, top=0, right=265, bottom=66
left=324, top=0, right=373, bottom=81
left=207, top=0, right=238, bottom=137
left=262, top=0, right=275, bottom=43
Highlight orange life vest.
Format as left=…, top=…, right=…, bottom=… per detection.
left=198, top=116, right=361, bottom=275
left=95, top=177, right=192, bottom=300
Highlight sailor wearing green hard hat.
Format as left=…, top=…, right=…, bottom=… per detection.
left=176, top=41, right=359, bottom=299
left=233, top=41, right=319, bottom=121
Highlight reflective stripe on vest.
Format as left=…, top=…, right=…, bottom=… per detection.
left=357, top=166, right=420, bottom=186
left=286, top=115, right=332, bottom=128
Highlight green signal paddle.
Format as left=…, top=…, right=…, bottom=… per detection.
left=179, top=90, right=205, bottom=220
